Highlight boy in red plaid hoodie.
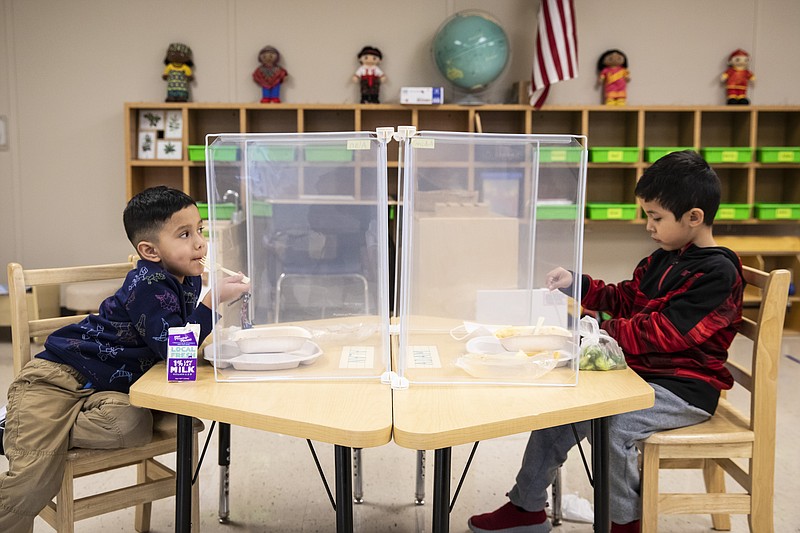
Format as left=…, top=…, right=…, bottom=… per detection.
left=468, top=151, right=744, bottom=533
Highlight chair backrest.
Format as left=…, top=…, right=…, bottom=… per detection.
left=733, top=266, right=791, bottom=438
left=7, top=260, right=137, bottom=376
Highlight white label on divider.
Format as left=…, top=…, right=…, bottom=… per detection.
left=347, top=139, right=371, bottom=150
left=411, top=138, right=435, bottom=149
left=406, top=346, right=441, bottom=368
left=340, top=346, right=374, bottom=368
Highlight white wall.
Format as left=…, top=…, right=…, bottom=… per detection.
left=1, top=0, right=798, bottom=284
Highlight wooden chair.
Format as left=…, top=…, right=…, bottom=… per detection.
left=7, top=260, right=204, bottom=532
left=639, top=266, right=791, bottom=533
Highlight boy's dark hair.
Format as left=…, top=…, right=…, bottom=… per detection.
left=634, top=150, right=721, bottom=225
left=123, top=186, right=197, bottom=247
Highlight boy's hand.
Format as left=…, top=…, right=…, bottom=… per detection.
left=546, top=267, right=573, bottom=291
left=202, top=273, right=251, bottom=309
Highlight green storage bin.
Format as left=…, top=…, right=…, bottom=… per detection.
left=756, top=147, right=800, bottom=163
left=587, top=203, right=638, bottom=220
left=536, top=204, right=578, bottom=220
left=187, top=145, right=205, bottom=161
left=188, top=145, right=238, bottom=162
left=645, top=147, right=693, bottom=163
left=716, top=203, right=751, bottom=220
left=248, top=146, right=296, bottom=161
left=589, top=147, right=638, bottom=163
left=304, top=145, right=354, bottom=162
left=212, top=146, right=239, bottom=161
left=539, top=147, right=583, bottom=163
left=196, top=202, right=236, bottom=220
left=250, top=201, right=273, bottom=217
left=754, top=203, right=800, bottom=220
left=700, top=147, right=752, bottom=163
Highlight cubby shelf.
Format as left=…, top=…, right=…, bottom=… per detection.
left=125, top=103, right=800, bottom=330
left=125, top=102, right=800, bottom=221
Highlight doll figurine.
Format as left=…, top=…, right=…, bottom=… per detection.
left=721, top=49, right=755, bottom=105
left=352, top=46, right=386, bottom=104
left=162, top=43, right=194, bottom=102
left=253, top=46, right=288, bottom=103
left=597, top=49, right=630, bottom=106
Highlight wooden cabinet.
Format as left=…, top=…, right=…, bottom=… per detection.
left=125, top=104, right=800, bottom=331
left=125, top=103, right=800, bottom=220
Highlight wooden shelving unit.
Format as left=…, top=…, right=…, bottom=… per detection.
left=125, top=103, right=800, bottom=213
left=124, top=102, right=800, bottom=329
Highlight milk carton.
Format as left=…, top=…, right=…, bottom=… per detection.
left=167, top=324, right=201, bottom=382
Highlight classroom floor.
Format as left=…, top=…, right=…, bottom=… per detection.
left=0, top=333, right=798, bottom=533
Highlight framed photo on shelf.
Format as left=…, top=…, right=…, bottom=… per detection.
left=138, top=109, right=165, bottom=131
left=164, top=110, right=183, bottom=139
left=137, top=131, right=157, bottom=159
left=156, top=139, right=182, bottom=160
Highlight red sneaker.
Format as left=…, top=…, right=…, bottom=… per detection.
left=467, top=502, right=551, bottom=533
left=611, top=520, right=640, bottom=533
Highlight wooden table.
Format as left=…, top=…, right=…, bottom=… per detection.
left=392, top=368, right=655, bottom=533
left=129, top=363, right=393, bottom=533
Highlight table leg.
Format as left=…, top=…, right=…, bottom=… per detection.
left=334, top=445, right=354, bottom=533
left=552, top=466, right=562, bottom=526
left=176, top=414, right=193, bottom=533
left=415, top=450, right=426, bottom=505
left=218, top=422, right=231, bottom=523
left=353, top=448, right=363, bottom=504
left=432, top=447, right=451, bottom=533
left=592, top=417, right=610, bottom=533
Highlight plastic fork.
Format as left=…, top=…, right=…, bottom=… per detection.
left=199, top=257, right=250, bottom=284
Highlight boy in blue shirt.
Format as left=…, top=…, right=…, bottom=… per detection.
left=0, top=186, right=249, bottom=532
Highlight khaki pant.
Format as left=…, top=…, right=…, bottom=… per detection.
left=0, top=358, right=153, bottom=533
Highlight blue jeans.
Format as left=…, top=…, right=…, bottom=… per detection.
left=508, top=382, right=710, bottom=524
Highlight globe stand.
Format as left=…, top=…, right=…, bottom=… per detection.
left=449, top=86, right=491, bottom=106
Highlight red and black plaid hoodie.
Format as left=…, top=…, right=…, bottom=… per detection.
left=579, top=243, right=744, bottom=414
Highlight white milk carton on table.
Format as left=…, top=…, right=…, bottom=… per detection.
left=167, top=323, right=201, bottom=382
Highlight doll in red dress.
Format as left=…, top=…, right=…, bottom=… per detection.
left=721, top=49, right=754, bottom=105
left=597, top=49, right=630, bottom=106
left=253, top=46, right=288, bottom=103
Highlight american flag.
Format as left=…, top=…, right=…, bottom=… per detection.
left=530, top=0, right=578, bottom=108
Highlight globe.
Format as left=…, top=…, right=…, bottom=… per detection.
left=432, top=10, right=510, bottom=93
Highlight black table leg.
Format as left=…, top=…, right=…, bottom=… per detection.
left=592, top=417, right=610, bottom=533
left=334, top=445, right=354, bottom=533
left=432, top=447, right=452, bottom=533
left=176, top=414, right=193, bottom=533
left=218, top=422, right=231, bottom=523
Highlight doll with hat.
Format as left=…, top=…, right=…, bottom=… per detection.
left=597, top=49, right=630, bottom=106
left=353, top=46, right=386, bottom=104
left=253, top=46, right=288, bottom=103
left=162, top=43, right=194, bottom=102
left=721, top=49, right=755, bottom=105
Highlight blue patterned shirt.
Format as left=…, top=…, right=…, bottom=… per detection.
left=37, top=259, right=213, bottom=393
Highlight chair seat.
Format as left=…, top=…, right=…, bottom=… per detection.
left=643, top=400, right=753, bottom=447
left=65, top=413, right=204, bottom=470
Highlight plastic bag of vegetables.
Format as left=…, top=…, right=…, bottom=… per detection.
left=578, top=315, right=626, bottom=371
